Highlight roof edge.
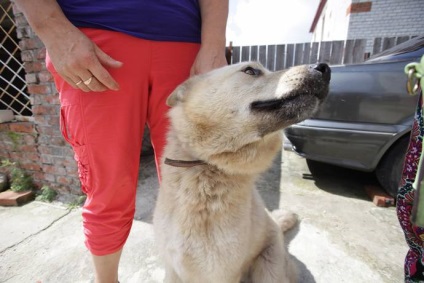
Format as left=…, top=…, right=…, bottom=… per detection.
left=309, top=0, right=327, bottom=33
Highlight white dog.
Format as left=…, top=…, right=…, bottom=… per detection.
left=153, top=61, right=331, bottom=283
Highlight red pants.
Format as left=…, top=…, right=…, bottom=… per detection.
left=46, top=28, right=199, bottom=255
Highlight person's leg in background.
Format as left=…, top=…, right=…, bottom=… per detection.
left=47, top=29, right=153, bottom=283
left=147, top=41, right=201, bottom=179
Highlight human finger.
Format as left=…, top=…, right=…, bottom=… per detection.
left=89, top=45, right=122, bottom=91
left=67, top=72, right=93, bottom=92
left=61, top=74, right=90, bottom=92
left=80, top=75, right=107, bottom=92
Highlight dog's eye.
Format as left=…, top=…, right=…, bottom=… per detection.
left=243, top=66, right=261, bottom=76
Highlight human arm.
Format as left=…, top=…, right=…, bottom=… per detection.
left=190, top=0, right=229, bottom=76
left=13, top=0, right=122, bottom=91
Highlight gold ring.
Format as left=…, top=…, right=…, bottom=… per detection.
left=75, top=80, right=83, bottom=86
left=83, top=76, right=93, bottom=85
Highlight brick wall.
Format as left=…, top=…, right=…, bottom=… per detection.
left=0, top=4, right=81, bottom=196
left=0, top=122, right=41, bottom=181
left=347, top=0, right=424, bottom=52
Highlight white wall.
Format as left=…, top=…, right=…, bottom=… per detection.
left=312, top=0, right=351, bottom=42
left=227, top=0, right=320, bottom=45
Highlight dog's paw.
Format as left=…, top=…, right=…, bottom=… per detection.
left=271, top=209, right=298, bottom=233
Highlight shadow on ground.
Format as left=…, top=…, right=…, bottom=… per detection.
left=256, top=152, right=282, bottom=211
left=304, top=159, right=380, bottom=201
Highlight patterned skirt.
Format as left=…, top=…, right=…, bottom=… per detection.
left=397, top=91, right=424, bottom=282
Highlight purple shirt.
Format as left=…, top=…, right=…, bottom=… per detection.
left=57, top=0, right=201, bottom=43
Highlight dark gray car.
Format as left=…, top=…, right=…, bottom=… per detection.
left=284, top=36, right=424, bottom=197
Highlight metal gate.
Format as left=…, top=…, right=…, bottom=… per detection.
left=0, top=0, right=31, bottom=117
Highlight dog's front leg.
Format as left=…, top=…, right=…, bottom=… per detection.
left=249, top=233, right=297, bottom=283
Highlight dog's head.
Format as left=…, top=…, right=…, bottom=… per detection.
left=166, top=61, right=330, bottom=174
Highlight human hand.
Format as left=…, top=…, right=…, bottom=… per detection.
left=45, top=27, right=122, bottom=92
left=190, top=45, right=228, bottom=76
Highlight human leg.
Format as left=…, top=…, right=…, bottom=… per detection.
left=147, top=41, right=200, bottom=178
left=47, top=29, right=152, bottom=281
left=92, top=249, right=122, bottom=283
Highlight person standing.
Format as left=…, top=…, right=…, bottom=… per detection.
left=12, top=0, right=229, bottom=282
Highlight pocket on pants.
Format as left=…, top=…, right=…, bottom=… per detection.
left=73, top=144, right=91, bottom=194
left=60, top=106, right=91, bottom=194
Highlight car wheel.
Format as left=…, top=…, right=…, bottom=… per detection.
left=375, top=136, right=409, bottom=198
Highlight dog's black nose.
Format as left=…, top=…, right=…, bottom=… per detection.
left=313, top=63, right=331, bottom=82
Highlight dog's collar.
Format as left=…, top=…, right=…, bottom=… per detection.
left=164, top=158, right=207, bottom=168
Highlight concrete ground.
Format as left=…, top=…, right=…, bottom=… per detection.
left=0, top=147, right=408, bottom=283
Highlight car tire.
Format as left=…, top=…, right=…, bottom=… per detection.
left=375, top=136, right=409, bottom=198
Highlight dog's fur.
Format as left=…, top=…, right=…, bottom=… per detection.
left=153, top=61, right=330, bottom=283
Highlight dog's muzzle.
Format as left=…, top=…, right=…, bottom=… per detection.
left=250, top=63, right=331, bottom=111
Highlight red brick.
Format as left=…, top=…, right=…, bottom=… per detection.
left=0, top=190, right=35, bottom=206
left=19, top=38, right=44, bottom=50
left=56, top=185, right=74, bottom=195
left=56, top=175, right=74, bottom=186
left=34, top=115, right=60, bottom=127
left=39, top=154, right=53, bottom=164
left=23, top=135, right=37, bottom=145
left=0, top=151, right=12, bottom=160
left=0, top=124, right=11, bottom=133
left=364, top=185, right=395, bottom=207
left=20, top=50, right=35, bottom=62
left=36, top=125, right=57, bottom=136
left=31, top=93, right=60, bottom=105
left=25, top=73, right=38, bottom=84
left=44, top=173, right=56, bottom=183
left=21, top=152, right=40, bottom=162
left=38, top=71, right=53, bottom=83
left=27, top=84, right=52, bottom=95
left=9, top=122, right=36, bottom=134
left=18, top=145, right=38, bottom=153
left=43, top=164, right=66, bottom=175
left=32, top=105, right=58, bottom=115
left=21, top=162, right=42, bottom=171
left=32, top=171, right=45, bottom=182
left=36, top=48, right=46, bottom=60
left=24, top=61, right=45, bottom=73
left=38, top=136, right=65, bottom=147
left=38, top=145, right=53, bottom=155
left=66, top=167, right=78, bottom=175
left=50, top=137, right=66, bottom=146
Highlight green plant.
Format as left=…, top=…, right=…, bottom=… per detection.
left=1, top=159, right=14, bottom=168
left=1, top=160, right=33, bottom=192
left=10, top=167, right=33, bottom=192
left=7, top=132, right=20, bottom=150
left=67, top=195, right=87, bottom=209
left=36, top=185, right=57, bottom=202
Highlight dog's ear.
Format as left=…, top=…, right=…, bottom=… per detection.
left=166, top=82, right=188, bottom=107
